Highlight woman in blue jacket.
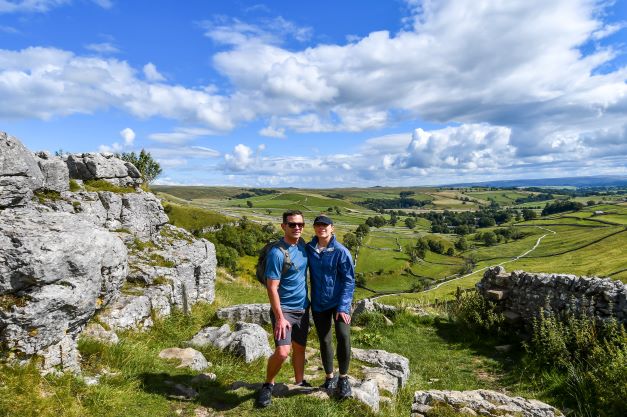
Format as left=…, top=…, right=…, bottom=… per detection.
left=307, top=215, right=355, bottom=399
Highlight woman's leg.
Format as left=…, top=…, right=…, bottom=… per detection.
left=334, top=314, right=351, bottom=375
left=312, top=309, right=335, bottom=375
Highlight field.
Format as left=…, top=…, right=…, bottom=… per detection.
left=154, top=186, right=627, bottom=301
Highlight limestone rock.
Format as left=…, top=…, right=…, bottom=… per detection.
left=35, top=151, right=69, bottom=192
left=0, top=132, right=44, bottom=208
left=189, top=322, right=272, bottom=363
left=66, top=152, right=142, bottom=187
left=98, top=294, right=153, bottom=331
left=82, top=323, right=119, bottom=345
left=351, top=377, right=380, bottom=412
left=412, top=389, right=564, bottom=417
left=159, top=347, right=209, bottom=371
left=45, top=190, right=169, bottom=239
left=0, top=207, right=127, bottom=371
left=353, top=298, right=398, bottom=318
left=352, top=348, right=410, bottom=392
left=216, top=303, right=271, bottom=325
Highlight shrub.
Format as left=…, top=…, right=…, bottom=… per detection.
left=524, top=310, right=627, bottom=417
left=449, top=290, right=505, bottom=336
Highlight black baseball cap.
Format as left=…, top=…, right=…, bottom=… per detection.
left=313, top=215, right=333, bottom=225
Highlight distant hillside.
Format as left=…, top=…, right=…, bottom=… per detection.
left=446, top=175, right=627, bottom=188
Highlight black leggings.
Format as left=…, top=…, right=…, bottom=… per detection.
left=312, top=308, right=351, bottom=375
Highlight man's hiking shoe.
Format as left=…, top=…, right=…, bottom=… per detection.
left=296, top=380, right=312, bottom=387
left=320, top=375, right=338, bottom=390
left=256, top=383, right=274, bottom=408
left=335, top=376, right=352, bottom=399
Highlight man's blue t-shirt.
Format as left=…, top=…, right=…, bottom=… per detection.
left=265, top=239, right=309, bottom=311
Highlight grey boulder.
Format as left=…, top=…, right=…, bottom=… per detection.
left=0, top=131, right=44, bottom=208
left=66, top=152, right=142, bottom=187
left=216, top=303, right=271, bottom=325
left=0, top=208, right=127, bottom=372
left=189, top=322, right=272, bottom=363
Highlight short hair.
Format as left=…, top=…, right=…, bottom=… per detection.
left=282, top=210, right=303, bottom=223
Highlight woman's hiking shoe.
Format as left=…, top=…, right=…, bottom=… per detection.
left=296, top=380, right=312, bottom=387
left=335, top=376, right=352, bottom=399
left=320, top=375, right=338, bottom=390
left=256, top=383, right=274, bottom=408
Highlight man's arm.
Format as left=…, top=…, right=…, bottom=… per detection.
left=267, top=279, right=290, bottom=340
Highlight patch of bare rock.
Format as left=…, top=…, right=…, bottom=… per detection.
left=412, top=389, right=564, bottom=417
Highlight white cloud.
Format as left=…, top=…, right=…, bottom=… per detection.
left=259, top=125, right=286, bottom=138
left=143, top=62, right=165, bottom=82
left=201, top=15, right=312, bottom=46
left=0, top=0, right=69, bottom=13
left=85, top=42, right=119, bottom=54
left=148, top=127, right=215, bottom=144
left=224, top=144, right=255, bottom=171
left=91, top=0, right=112, bottom=9
left=148, top=146, right=220, bottom=159
left=0, top=47, right=234, bottom=130
left=119, top=127, right=135, bottom=145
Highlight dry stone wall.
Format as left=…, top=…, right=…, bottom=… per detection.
left=477, top=266, right=627, bottom=324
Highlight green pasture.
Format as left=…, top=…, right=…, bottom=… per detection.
left=465, top=190, right=533, bottom=205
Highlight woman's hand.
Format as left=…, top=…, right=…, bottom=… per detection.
left=336, top=312, right=351, bottom=325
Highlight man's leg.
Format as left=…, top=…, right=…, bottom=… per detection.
left=265, top=344, right=291, bottom=384
left=291, top=341, right=306, bottom=383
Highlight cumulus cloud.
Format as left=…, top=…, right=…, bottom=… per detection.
left=143, top=62, right=165, bottom=82
left=119, top=127, right=135, bottom=145
left=0, top=46, right=234, bottom=129
left=224, top=144, right=255, bottom=171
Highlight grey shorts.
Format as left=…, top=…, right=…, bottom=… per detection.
left=270, top=308, right=310, bottom=347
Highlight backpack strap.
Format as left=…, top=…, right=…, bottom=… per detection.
left=278, top=237, right=305, bottom=277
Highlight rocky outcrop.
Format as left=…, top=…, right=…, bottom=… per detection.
left=216, top=303, right=271, bottom=325
left=189, top=322, right=272, bottom=363
left=478, top=266, right=627, bottom=325
left=0, top=207, right=128, bottom=373
left=0, top=132, right=217, bottom=374
left=43, top=190, right=168, bottom=239
left=411, top=389, right=563, bottom=417
left=0, top=132, right=44, bottom=208
left=66, top=152, right=142, bottom=187
left=35, top=151, right=69, bottom=193
left=352, top=348, right=410, bottom=395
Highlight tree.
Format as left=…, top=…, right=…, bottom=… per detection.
left=117, top=149, right=162, bottom=183
left=343, top=232, right=359, bottom=250
left=405, top=217, right=417, bottom=229
left=482, top=231, right=498, bottom=246
left=389, top=212, right=398, bottom=226
left=522, top=208, right=537, bottom=221
left=246, top=200, right=253, bottom=208
left=455, top=236, right=468, bottom=251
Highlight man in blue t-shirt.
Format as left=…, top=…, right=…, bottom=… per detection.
left=256, top=210, right=310, bottom=408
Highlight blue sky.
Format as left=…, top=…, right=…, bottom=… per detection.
left=1, top=0, right=626, bottom=187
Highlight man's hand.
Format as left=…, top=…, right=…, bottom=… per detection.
left=274, top=316, right=291, bottom=340
left=336, top=312, right=351, bottom=325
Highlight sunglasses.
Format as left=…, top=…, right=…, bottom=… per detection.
left=286, top=222, right=305, bottom=228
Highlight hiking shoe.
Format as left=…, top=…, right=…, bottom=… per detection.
left=320, top=375, right=338, bottom=390
left=256, top=383, right=274, bottom=408
left=296, top=380, right=312, bottom=387
left=335, top=376, right=352, bottom=399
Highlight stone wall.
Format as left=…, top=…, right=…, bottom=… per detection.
left=477, top=266, right=627, bottom=324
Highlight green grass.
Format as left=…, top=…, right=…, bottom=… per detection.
left=84, top=180, right=136, bottom=193
left=163, top=201, right=233, bottom=231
